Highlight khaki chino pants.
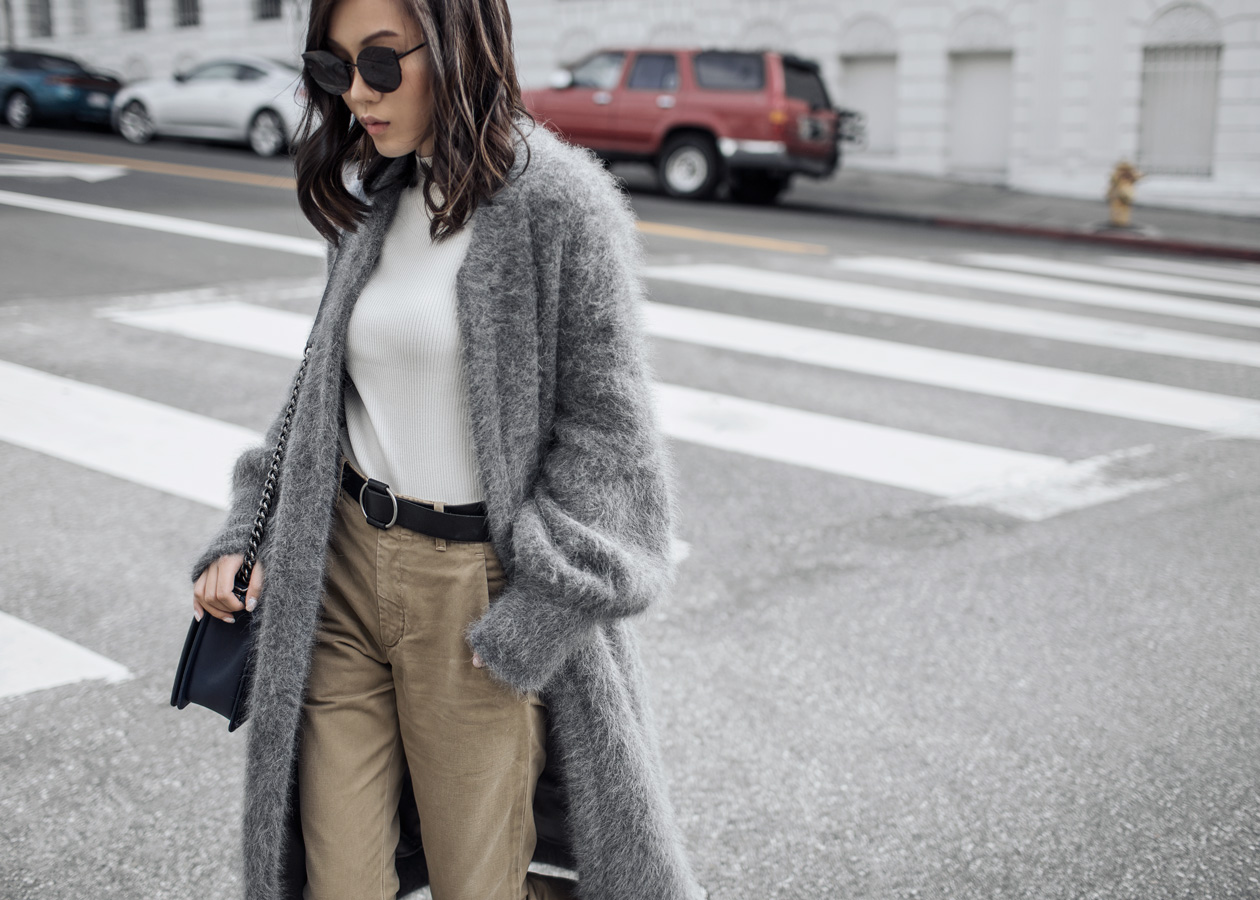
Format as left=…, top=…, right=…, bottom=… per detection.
left=297, top=461, right=573, bottom=900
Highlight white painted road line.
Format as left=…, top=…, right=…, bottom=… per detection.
left=643, top=303, right=1260, bottom=436
left=1106, top=256, right=1260, bottom=287
left=108, top=300, right=313, bottom=358
left=0, top=161, right=129, bottom=182
left=0, top=189, right=326, bottom=257
left=959, top=253, right=1260, bottom=304
left=834, top=256, right=1260, bottom=326
left=644, top=264, right=1260, bottom=369
left=654, top=383, right=1065, bottom=495
left=99, top=300, right=1092, bottom=503
left=945, top=445, right=1181, bottom=522
left=106, top=300, right=1260, bottom=437
left=0, top=609, right=131, bottom=701
left=0, top=360, right=254, bottom=509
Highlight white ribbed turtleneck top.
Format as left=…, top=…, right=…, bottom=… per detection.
left=339, top=157, right=485, bottom=504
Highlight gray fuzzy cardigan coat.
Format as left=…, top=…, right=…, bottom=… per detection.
left=190, top=122, right=704, bottom=900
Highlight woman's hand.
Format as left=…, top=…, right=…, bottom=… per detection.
left=192, top=555, right=264, bottom=624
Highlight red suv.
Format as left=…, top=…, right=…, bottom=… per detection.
left=523, top=48, right=846, bottom=204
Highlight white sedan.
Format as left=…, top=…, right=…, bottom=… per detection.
left=112, top=56, right=305, bottom=157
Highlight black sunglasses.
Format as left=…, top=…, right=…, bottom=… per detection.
left=301, top=42, right=426, bottom=95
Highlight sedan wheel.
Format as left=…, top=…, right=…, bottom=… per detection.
left=4, top=91, right=33, bottom=129
left=658, top=134, right=720, bottom=201
left=248, top=110, right=285, bottom=158
left=118, top=100, right=155, bottom=144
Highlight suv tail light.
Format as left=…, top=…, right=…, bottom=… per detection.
left=768, top=107, right=789, bottom=140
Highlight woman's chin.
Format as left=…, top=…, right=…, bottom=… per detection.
left=370, top=136, right=416, bottom=159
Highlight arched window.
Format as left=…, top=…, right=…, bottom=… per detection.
left=947, top=10, right=1015, bottom=176
left=1138, top=3, right=1223, bottom=176
left=840, top=16, right=898, bottom=156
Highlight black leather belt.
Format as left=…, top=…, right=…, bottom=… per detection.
left=340, top=463, right=490, bottom=542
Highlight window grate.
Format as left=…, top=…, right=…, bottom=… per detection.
left=123, top=0, right=147, bottom=31
left=1138, top=45, right=1221, bottom=177
left=256, top=0, right=282, bottom=20
left=26, top=0, right=52, bottom=37
left=175, top=0, right=199, bottom=27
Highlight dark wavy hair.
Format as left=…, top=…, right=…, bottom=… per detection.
left=294, top=0, right=533, bottom=245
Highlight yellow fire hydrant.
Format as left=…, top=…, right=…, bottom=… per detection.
left=1106, top=160, right=1144, bottom=229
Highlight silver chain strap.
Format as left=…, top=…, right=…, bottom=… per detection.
left=233, top=344, right=313, bottom=598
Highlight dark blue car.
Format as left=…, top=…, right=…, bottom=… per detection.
left=0, top=49, right=121, bottom=130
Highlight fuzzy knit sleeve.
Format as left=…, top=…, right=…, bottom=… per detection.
left=465, top=165, right=680, bottom=695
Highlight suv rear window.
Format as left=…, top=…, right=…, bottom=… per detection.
left=783, top=59, right=831, bottom=110
left=694, top=52, right=765, bottom=91
left=628, top=53, right=678, bottom=91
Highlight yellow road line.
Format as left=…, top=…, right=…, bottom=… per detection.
left=0, top=142, right=297, bottom=189
left=636, top=221, right=828, bottom=255
left=0, top=142, right=829, bottom=254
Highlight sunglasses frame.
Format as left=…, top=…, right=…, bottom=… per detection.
left=302, top=42, right=427, bottom=95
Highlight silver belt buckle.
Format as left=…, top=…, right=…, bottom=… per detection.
left=359, top=478, right=399, bottom=529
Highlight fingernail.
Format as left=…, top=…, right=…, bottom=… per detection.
left=246, top=597, right=256, bottom=612
left=224, top=616, right=235, bottom=624
left=194, top=608, right=203, bottom=622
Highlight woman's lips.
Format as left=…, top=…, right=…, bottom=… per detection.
left=363, top=120, right=389, bottom=136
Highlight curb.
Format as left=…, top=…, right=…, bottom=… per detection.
left=803, top=203, right=1260, bottom=262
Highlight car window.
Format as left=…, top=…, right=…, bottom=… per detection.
left=783, top=60, right=831, bottom=110
left=237, top=65, right=267, bottom=81
left=628, top=53, right=678, bottom=91
left=569, top=52, right=625, bottom=90
left=185, top=63, right=241, bottom=82
left=34, top=55, right=88, bottom=75
left=267, top=59, right=301, bottom=73
left=694, top=52, right=765, bottom=91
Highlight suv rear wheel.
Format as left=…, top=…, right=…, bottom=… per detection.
left=658, top=133, right=721, bottom=201
left=729, top=171, right=792, bottom=205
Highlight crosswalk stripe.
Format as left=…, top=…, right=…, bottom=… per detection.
left=0, top=189, right=326, bottom=257
left=0, top=345, right=1068, bottom=502
left=643, top=303, right=1260, bottom=435
left=655, top=384, right=1065, bottom=494
left=0, top=359, right=255, bottom=509
left=113, top=300, right=1260, bottom=436
left=1106, top=256, right=1260, bottom=287
left=99, top=298, right=1172, bottom=509
left=958, top=253, right=1260, bottom=304
left=833, top=256, right=1260, bottom=326
left=644, top=264, right=1260, bottom=368
left=0, top=610, right=132, bottom=701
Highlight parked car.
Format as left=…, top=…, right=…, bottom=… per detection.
left=0, top=49, right=121, bottom=130
left=524, top=47, right=852, bottom=204
left=111, top=56, right=304, bottom=157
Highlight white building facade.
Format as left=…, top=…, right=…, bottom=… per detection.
left=5, top=0, right=1258, bottom=215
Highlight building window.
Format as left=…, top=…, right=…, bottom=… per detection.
left=1138, top=4, right=1223, bottom=176
left=256, top=0, right=282, bottom=20
left=175, top=0, right=199, bottom=27
left=27, top=0, right=52, bottom=37
left=841, top=55, right=897, bottom=155
left=123, top=0, right=147, bottom=31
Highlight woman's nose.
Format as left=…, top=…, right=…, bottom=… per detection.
left=346, top=67, right=380, bottom=104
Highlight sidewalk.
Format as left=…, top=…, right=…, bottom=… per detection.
left=786, top=167, right=1260, bottom=261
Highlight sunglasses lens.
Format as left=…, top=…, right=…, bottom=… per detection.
left=302, top=51, right=350, bottom=94
left=357, top=47, right=402, bottom=92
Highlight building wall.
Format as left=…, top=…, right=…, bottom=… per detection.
left=4, top=0, right=1257, bottom=214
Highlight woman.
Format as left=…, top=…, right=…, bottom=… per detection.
left=189, top=0, right=705, bottom=898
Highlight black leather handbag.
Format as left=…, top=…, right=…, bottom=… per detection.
left=170, top=344, right=312, bottom=731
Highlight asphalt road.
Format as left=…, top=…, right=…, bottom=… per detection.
left=1, top=125, right=1259, bottom=900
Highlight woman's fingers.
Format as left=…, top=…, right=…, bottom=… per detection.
left=472, top=653, right=485, bottom=668
left=245, top=562, right=265, bottom=613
